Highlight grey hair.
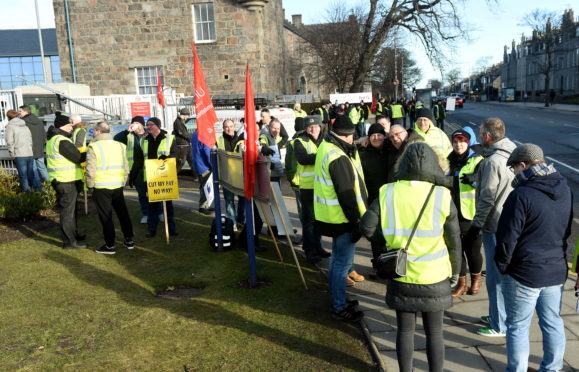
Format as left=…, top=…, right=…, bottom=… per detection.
left=94, top=121, right=110, bottom=133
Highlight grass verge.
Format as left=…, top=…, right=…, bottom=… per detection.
left=0, top=200, right=373, bottom=371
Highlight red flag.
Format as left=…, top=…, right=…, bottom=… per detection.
left=371, top=92, right=377, bottom=113
left=191, top=43, right=218, bottom=148
left=156, top=71, right=165, bottom=108
left=243, top=64, right=257, bottom=200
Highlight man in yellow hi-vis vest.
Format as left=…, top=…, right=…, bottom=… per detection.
left=86, top=121, right=133, bottom=255
left=46, top=112, right=87, bottom=249
left=139, top=117, right=177, bottom=237
left=294, top=116, right=329, bottom=264
left=314, top=115, right=368, bottom=323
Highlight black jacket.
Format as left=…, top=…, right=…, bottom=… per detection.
left=22, top=113, right=46, bottom=159
left=114, top=130, right=144, bottom=173
left=218, top=132, right=240, bottom=152
left=384, top=129, right=422, bottom=183
left=172, top=116, right=190, bottom=146
left=46, top=126, right=86, bottom=165
left=359, top=143, right=389, bottom=204
left=315, top=132, right=369, bottom=237
left=139, top=130, right=178, bottom=160
left=495, top=171, right=573, bottom=288
left=360, top=142, right=461, bottom=313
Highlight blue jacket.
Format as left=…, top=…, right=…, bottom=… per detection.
left=495, top=171, right=573, bottom=288
left=191, top=131, right=211, bottom=175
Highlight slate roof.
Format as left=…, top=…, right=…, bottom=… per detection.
left=0, top=29, right=59, bottom=57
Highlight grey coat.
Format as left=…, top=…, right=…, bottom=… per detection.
left=471, top=137, right=517, bottom=233
left=5, top=117, right=33, bottom=158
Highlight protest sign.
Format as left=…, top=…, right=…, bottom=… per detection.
left=145, top=158, right=179, bottom=202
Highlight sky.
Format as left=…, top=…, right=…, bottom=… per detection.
left=1, top=0, right=576, bottom=88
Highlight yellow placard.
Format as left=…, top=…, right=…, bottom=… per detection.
left=145, top=158, right=179, bottom=202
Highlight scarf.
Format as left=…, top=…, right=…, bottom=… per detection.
left=512, top=163, right=557, bottom=188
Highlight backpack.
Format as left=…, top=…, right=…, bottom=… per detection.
left=209, top=215, right=236, bottom=250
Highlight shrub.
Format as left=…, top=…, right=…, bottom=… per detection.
left=0, top=171, right=57, bottom=221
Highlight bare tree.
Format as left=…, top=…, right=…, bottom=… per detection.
left=446, top=68, right=462, bottom=90
left=348, top=0, right=468, bottom=92
left=371, top=47, right=422, bottom=99
left=430, top=79, right=442, bottom=92
left=521, top=9, right=561, bottom=106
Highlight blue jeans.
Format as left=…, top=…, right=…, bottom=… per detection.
left=148, top=201, right=175, bottom=235
left=34, top=157, right=50, bottom=182
left=13, top=156, right=42, bottom=192
left=502, top=275, right=565, bottom=372
left=482, top=232, right=507, bottom=332
left=223, top=188, right=245, bottom=225
left=356, top=122, right=366, bottom=138
left=329, top=231, right=356, bottom=312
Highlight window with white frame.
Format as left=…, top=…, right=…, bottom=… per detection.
left=135, top=66, right=161, bottom=95
left=192, top=2, right=216, bottom=43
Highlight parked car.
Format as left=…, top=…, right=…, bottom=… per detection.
left=450, top=93, right=465, bottom=108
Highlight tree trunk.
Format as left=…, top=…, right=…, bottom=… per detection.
left=544, top=76, right=550, bottom=107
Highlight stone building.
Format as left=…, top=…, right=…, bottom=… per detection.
left=52, top=0, right=324, bottom=100
left=501, top=9, right=579, bottom=100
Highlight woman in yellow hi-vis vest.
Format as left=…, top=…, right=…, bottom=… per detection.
left=360, top=142, right=461, bottom=372
left=447, top=128, right=484, bottom=298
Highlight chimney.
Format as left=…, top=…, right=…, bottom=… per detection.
left=292, top=14, right=302, bottom=27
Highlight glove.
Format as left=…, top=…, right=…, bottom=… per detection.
left=460, top=173, right=477, bottom=186
left=464, top=226, right=481, bottom=242
left=261, top=147, right=275, bottom=156
left=158, top=155, right=168, bottom=160
left=449, top=274, right=459, bottom=288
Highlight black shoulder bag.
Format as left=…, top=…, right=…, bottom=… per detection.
left=376, top=185, right=436, bottom=280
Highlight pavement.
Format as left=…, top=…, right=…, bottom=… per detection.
left=482, top=100, right=579, bottom=112
left=127, top=177, right=579, bottom=371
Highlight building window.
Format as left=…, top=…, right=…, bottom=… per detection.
left=192, top=2, right=216, bottom=43
left=0, top=55, right=61, bottom=90
left=135, top=66, right=161, bottom=95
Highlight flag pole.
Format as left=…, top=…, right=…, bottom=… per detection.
left=245, top=197, right=257, bottom=288
left=210, top=149, right=224, bottom=252
left=163, top=201, right=169, bottom=245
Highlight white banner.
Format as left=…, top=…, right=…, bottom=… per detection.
left=446, top=97, right=456, bottom=111
left=329, top=92, right=373, bottom=105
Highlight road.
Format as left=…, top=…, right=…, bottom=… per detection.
left=445, top=102, right=579, bottom=255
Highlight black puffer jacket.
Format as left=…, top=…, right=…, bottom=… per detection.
left=360, top=142, right=461, bottom=313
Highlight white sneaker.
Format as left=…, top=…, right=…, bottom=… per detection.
left=140, top=216, right=147, bottom=224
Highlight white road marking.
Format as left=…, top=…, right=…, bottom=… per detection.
left=468, top=121, right=477, bottom=126
left=574, top=218, right=579, bottom=225
left=564, top=124, right=579, bottom=129
left=512, top=140, right=579, bottom=175
left=545, top=156, right=579, bottom=175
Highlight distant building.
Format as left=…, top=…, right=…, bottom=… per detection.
left=0, top=29, right=62, bottom=90
left=51, top=0, right=326, bottom=101
left=501, top=9, right=579, bottom=101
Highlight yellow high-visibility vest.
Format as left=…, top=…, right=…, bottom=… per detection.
left=314, top=140, right=366, bottom=224
left=391, top=104, right=404, bottom=118
left=46, top=134, right=83, bottom=182
left=72, top=127, right=87, bottom=148
left=90, top=139, right=127, bottom=189
left=295, top=137, right=317, bottom=190
left=379, top=180, right=452, bottom=284
left=458, top=155, right=483, bottom=220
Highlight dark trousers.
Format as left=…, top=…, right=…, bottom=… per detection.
left=52, top=180, right=81, bottom=246
left=176, top=145, right=195, bottom=176
left=92, top=187, right=134, bottom=247
left=436, top=119, right=445, bottom=131
left=396, top=310, right=444, bottom=372
left=148, top=201, right=176, bottom=235
left=299, top=191, right=321, bottom=259
left=356, top=122, right=366, bottom=138
left=133, top=169, right=148, bottom=217
left=459, top=220, right=483, bottom=276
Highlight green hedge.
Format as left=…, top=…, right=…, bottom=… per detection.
left=0, top=171, right=56, bottom=221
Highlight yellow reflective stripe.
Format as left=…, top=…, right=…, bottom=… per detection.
left=48, top=166, right=77, bottom=172
left=298, top=171, right=315, bottom=177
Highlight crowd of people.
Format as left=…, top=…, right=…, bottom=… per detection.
left=208, top=102, right=575, bottom=372
left=5, top=99, right=576, bottom=371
